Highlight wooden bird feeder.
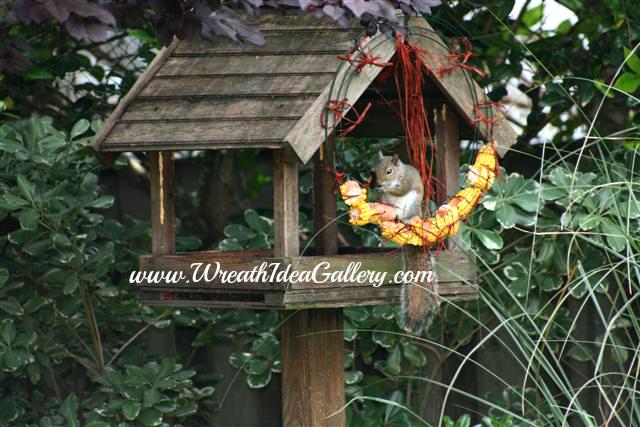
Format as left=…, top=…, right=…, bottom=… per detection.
left=94, top=11, right=516, bottom=426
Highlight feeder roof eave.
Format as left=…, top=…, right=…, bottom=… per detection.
left=284, top=33, right=398, bottom=164
left=286, top=16, right=518, bottom=163
left=92, top=11, right=517, bottom=162
left=91, top=37, right=181, bottom=153
left=91, top=11, right=366, bottom=158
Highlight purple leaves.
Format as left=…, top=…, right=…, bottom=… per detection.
left=233, top=0, right=266, bottom=16
left=14, top=0, right=116, bottom=42
left=14, top=0, right=50, bottom=24
left=0, top=45, right=32, bottom=73
left=70, top=1, right=116, bottom=27
left=9, top=0, right=443, bottom=46
left=322, top=5, right=351, bottom=28
left=43, top=0, right=72, bottom=22
left=1, top=0, right=443, bottom=74
left=294, top=0, right=442, bottom=37
left=201, top=7, right=266, bottom=45
left=411, top=0, right=443, bottom=14
left=343, top=0, right=396, bottom=20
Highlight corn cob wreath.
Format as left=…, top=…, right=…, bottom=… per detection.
left=339, top=142, right=497, bottom=247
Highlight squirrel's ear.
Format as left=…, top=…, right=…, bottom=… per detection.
left=378, top=151, right=384, bottom=160
left=392, top=153, right=400, bottom=165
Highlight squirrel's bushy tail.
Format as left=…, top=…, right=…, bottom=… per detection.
left=399, top=250, right=439, bottom=336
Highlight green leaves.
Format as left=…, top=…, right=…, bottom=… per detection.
left=0, top=399, right=19, bottom=424
left=345, top=370, right=363, bottom=385
left=0, top=299, right=24, bottom=316
left=0, top=117, right=219, bottom=425
left=138, top=408, right=163, bottom=426
left=219, top=209, right=274, bottom=251
left=24, top=67, right=54, bottom=80
left=599, top=219, right=626, bottom=252
left=228, top=333, right=281, bottom=389
left=613, top=47, right=640, bottom=93
left=63, top=273, right=79, bottom=295
left=59, top=394, right=79, bottom=427
left=566, top=344, right=592, bottom=362
left=17, top=209, right=39, bottom=230
left=0, top=320, right=35, bottom=373
left=541, top=167, right=596, bottom=205
left=522, top=4, right=544, bottom=27
left=244, top=209, right=273, bottom=236
left=16, top=174, right=35, bottom=205
left=0, top=194, right=29, bottom=210
left=443, top=414, right=472, bottom=427
left=614, top=73, right=640, bottom=94
left=541, top=166, right=634, bottom=253
left=0, top=319, right=16, bottom=345
left=623, top=47, right=640, bottom=73
left=91, top=361, right=208, bottom=425
left=89, top=195, right=114, bottom=209
left=473, top=229, right=504, bottom=250
left=122, top=401, right=141, bottom=420
left=503, top=262, right=531, bottom=298
left=482, top=173, right=540, bottom=229
left=70, top=119, right=90, bottom=140
left=401, top=342, right=427, bottom=367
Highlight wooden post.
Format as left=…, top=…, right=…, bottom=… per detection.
left=312, top=141, right=338, bottom=255
left=148, top=151, right=177, bottom=356
left=434, top=104, right=460, bottom=247
left=415, top=105, right=461, bottom=423
left=278, top=145, right=346, bottom=426
left=273, top=148, right=299, bottom=258
left=150, top=151, right=176, bottom=255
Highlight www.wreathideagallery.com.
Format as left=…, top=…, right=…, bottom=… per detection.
left=129, top=261, right=435, bottom=288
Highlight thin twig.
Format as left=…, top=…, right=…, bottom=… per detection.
left=108, top=309, right=172, bottom=366
left=48, top=367, right=62, bottom=400
left=79, top=284, right=105, bottom=373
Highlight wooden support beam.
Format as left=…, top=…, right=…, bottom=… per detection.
left=148, top=151, right=176, bottom=357
left=281, top=309, right=345, bottom=426
left=413, top=105, right=462, bottom=424
left=312, top=140, right=338, bottom=255
left=273, top=148, right=299, bottom=258
left=149, top=151, right=176, bottom=256
left=435, top=104, right=461, bottom=250
left=279, top=144, right=345, bottom=426
left=434, top=104, right=460, bottom=205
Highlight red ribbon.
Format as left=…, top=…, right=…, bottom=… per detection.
left=439, top=37, right=486, bottom=78
left=337, top=38, right=392, bottom=74
left=321, top=98, right=372, bottom=137
left=472, top=100, right=506, bottom=130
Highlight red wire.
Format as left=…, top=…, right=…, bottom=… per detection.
left=337, top=47, right=392, bottom=74
left=321, top=98, right=372, bottom=138
left=439, top=37, right=486, bottom=78
left=324, top=34, right=502, bottom=252
left=391, top=34, right=437, bottom=215
left=472, top=100, right=506, bottom=142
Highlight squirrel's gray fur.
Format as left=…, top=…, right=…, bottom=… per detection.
left=374, top=151, right=424, bottom=222
left=374, top=152, right=437, bottom=336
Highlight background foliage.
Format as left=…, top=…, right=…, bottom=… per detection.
left=0, top=0, right=639, bottom=426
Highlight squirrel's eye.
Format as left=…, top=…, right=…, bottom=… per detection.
left=386, top=167, right=393, bottom=175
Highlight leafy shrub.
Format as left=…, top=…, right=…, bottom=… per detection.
left=0, top=117, right=212, bottom=426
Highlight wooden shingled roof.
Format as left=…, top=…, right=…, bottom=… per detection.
left=93, top=11, right=517, bottom=163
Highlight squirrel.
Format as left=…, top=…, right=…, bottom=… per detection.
left=374, top=151, right=424, bottom=222
left=374, top=151, right=438, bottom=335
